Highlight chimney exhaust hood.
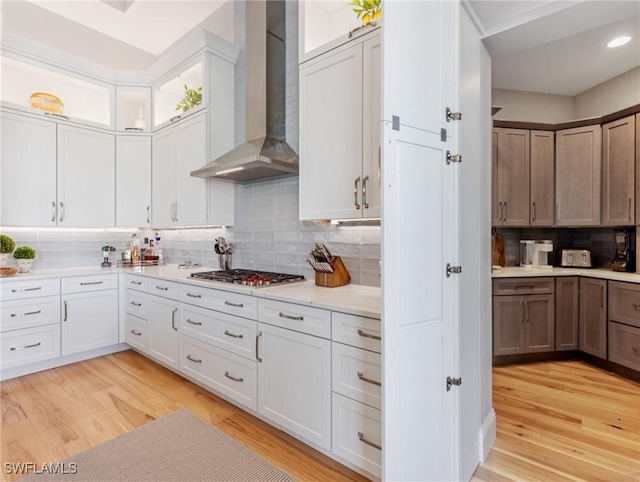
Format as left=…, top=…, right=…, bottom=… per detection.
left=191, top=0, right=298, bottom=183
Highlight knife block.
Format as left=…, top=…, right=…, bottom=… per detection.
left=315, top=256, right=351, bottom=287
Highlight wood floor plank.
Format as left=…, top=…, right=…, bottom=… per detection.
left=0, top=418, right=55, bottom=481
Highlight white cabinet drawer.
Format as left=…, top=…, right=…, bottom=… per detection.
left=179, top=334, right=257, bottom=411
left=124, top=274, right=149, bottom=293
left=332, top=312, right=381, bottom=353
left=1, top=278, right=60, bottom=301
left=0, top=324, right=61, bottom=370
left=332, top=343, right=381, bottom=409
left=258, top=299, right=331, bottom=338
left=147, top=279, right=179, bottom=299
left=125, top=290, right=148, bottom=319
left=61, top=274, right=118, bottom=294
left=1, top=296, right=60, bottom=332
left=180, top=304, right=257, bottom=360
left=180, top=284, right=257, bottom=320
left=332, top=393, right=382, bottom=478
left=125, top=314, right=148, bottom=352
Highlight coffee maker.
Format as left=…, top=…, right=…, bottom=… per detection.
left=520, top=240, right=553, bottom=268
left=612, top=229, right=635, bottom=272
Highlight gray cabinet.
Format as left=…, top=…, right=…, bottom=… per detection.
left=530, top=130, right=555, bottom=226
left=555, top=125, right=602, bottom=226
left=579, top=278, right=607, bottom=358
left=602, top=115, right=635, bottom=226
left=492, top=128, right=530, bottom=226
left=555, top=277, right=579, bottom=351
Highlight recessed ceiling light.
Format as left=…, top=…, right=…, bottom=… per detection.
left=607, top=36, right=631, bottom=48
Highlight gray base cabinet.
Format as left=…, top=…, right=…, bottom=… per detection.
left=578, top=278, right=607, bottom=358
left=555, top=277, right=579, bottom=351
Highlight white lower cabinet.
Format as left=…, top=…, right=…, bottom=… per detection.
left=332, top=342, right=381, bottom=410
left=257, top=322, right=332, bottom=450
left=125, top=314, right=148, bottom=352
left=0, top=324, right=61, bottom=370
left=332, top=392, right=382, bottom=478
left=1, top=296, right=60, bottom=332
left=147, top=294, right=179, bottom=368
left=179, top=334, right=257, bottom=410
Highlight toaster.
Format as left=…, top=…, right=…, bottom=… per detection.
left=559, top=249, right=592, bottom=267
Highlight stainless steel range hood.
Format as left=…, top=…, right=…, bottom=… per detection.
left=191, top=0, right=298, bottom=183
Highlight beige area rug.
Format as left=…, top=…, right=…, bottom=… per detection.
left=22, top=409, right=294, bottom=481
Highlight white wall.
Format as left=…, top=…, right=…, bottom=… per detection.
left=492, top=88, right=574, bottom=123
left=574, top=67, right=640, bottom=118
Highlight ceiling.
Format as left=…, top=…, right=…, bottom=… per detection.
left=1, top=0, right=638, bottom=95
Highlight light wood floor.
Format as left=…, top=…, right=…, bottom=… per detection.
left=2, top=354, right=639, bottom=482
left=0, top=350, right=367, bottom=482
left=473, top=360, right=640, bottom=482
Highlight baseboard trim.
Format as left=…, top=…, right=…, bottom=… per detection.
left=479, top=408, right=496, bottom=462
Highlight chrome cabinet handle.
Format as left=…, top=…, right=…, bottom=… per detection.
left=556, top=202, right=560, bottom=221
left=521, top=301, right=525, bottom=323
left=532, top=202, right=536, bottom=222
left=186, top=293, right=202, bottom=298
left=354, top=177, right=361, bottom=209
left=278, top=312, right=304, bottom=321
left=357, top=329, right=381, bottom=341
left=130, top=329, right=142, bottom=336
left=224, top=371, right=244, bottom=383
left=186, top=318, right=202, bottom=326
left=11, top=310, right=42, bottom=317
left=224, top=330, right=243, bottom=339
left=130, top=301, right=142, bottom=307
left=357, top=371, right=381, bottom=387
left=362, top=175, right=370, bottom=209
left=497, top=202, right=501, bottom=223
left=601, top=286, right=604, bottom=309
left=225, top=300, right=244, bottom=308
left=10, top=342, right=41, bottom=351
left=11, top=287, right=42, bottom=293
left=170, top=115, right=181, bottom=123
left=59, top=201, right=64, bottom=222
left=80, top=281, right=103, bottom=286
left=171, top=307, right=178, bottom=331
left=64, top=300, right=68, bottom=321
left=348, top=21, right=377, bottom=38
left=51, top=201, right=56, bottom=222
left=256, top=331, right=262, bottom=362
left=146, top=205, right=150, bottom=224
left=173, top=202, right=179, bottom=222
left=44, top=112, right=69, bottom=120
left=358, top=432, right=381, bottom=450
left=186, top=354, right=202, bottom=363
left=155, top=285, right=169, bottom=291
left=629, top=198, right=632, bottom=221
left=504, top=202, right=507, bottom=223
left=131, top=280, right=142, bottom=285
left=525, top=301, right=529, bottom=323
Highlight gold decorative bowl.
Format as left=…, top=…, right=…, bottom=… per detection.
left=30, top=92, right=64, bottom=114
left=0, top=267, right=19, bottom=277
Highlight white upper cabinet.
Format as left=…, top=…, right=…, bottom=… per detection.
left=116, top=136, right=152, bottom=228
left=116, top=86, right=151, bottom=133
left=299, top=33, right=381, bottom=220
left=0, top=55, right=114, bottom=129
left=299, top=0, right=381, bottom=63
left=153, top=58, right=205, bottom=130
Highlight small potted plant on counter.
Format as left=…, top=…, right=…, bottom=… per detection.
left=13, top=246, right=36, bottom=273
left=0, top=234, right=15, bottom=267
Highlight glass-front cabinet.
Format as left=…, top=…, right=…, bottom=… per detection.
left=116, top=86, right=151, bottom=132
left=153, top=58, right=205, bottom=130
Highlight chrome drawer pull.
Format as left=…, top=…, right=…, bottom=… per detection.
left=10, top=310, right=42, bottom=317
left=171, top=308, right=178, bottom=331
left=130, top=330, right=142, bottom=336
left=357, top=372, right=381, bottom=387
left=12, top=286, right=43, bottom=293
left=224, top=330, right=243, bottom=339
left=224, top=371, right=244, bottom=383
left=225, top=301, right=244, bottom=308
left=278, top=312, right=304, bottom=321
left=514, top=284, right=535, bottom=290
left=186, top=293, right=202, bottom=298
left=186, top=319, right=202, bottom=326
left=156, top=286, right=169, bottom=291
left=358, top=432, right=381, bottom=450
left=130, top=301, right=142, bottom=307
left=80, top=281, right=104, bottom=286
left=10, top=342, right=41, bottom=351
left=186, top=354, right=202, bottom=364
left=256, top=331, right=262, bottom=362
left=130, top=281, right=142, bottom=285
left=357, top=329, right=381, bottom=341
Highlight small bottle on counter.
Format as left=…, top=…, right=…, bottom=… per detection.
left=155, top=233, right=164, bottom=264
left=122, top=241, right=132, bottom=265
left=131, top=233, right=141, bottom=265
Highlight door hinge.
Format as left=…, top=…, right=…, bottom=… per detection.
left=446, top=107, right=462, bottom=122
left=446, top=151, right=462, bottom=164
left=446, top=376, right=462, bottom=391
left=446, top=263, right=462, bottom=277
left=392, top=115, right=400, bottom=131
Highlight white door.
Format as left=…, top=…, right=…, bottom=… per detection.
left=1, top=112, right=57, bottom=226
left=382, top=1, right=459, bottom=481
left=152, top=126, right=178, bottom=226
left=362, top=35, right=382, bottom=218
left=147, top=295, right=179, bottom=368
left=299, top=42, right=364, bottom=220
left=62, top=290, right=119, bottom=356
left=257, top=322, right=332, bottom=450
left=116, top=136, right=151, bottom=228
left=57, top=125, right=115, bottom=227
left=175, top=113, right=208, bottom=226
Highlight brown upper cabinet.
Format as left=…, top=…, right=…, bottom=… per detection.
left=493, top=128, right=530, bottom=226
left=530, top=130, right=555, bottom=226
left=636, top=113, right=640, bottom=226
left=555, top=125, right=602, bottom=226
left=602, top=115, right=635, bottom=226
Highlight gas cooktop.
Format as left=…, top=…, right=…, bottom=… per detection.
left=189, top=269, right=305, bottom=287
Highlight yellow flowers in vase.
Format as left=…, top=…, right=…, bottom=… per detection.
left=350, top=0, right=381, bottom=24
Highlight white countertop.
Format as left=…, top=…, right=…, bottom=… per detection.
left=492, top=266, right=640, bottom=284
left=1, top=264, right=381, bottom=319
